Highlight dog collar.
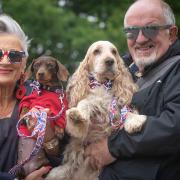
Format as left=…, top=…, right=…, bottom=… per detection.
left=30, top=80, right=63, bottom=94
left=42, top=85, right=63, bottom=94
left=88, top=74, right=113, bottom=90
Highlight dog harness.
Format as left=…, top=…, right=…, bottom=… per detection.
left=9, top=81, right=67, bottom=176
left=109, top=97, right=132, bottom=130
left=19, top=80, right=67, bottom=133
left=88, top=74, right=131, bottom=129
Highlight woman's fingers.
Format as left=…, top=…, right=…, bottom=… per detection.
left=25, top=166, right=52, bottom=180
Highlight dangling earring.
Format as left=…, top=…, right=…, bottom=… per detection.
left=16, top=73, right=27, bottom=100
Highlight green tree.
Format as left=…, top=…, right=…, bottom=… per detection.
left=2, top=0, right=180, bottom=73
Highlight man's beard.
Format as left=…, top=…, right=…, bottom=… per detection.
left=133, top=51, right=157, bottom=71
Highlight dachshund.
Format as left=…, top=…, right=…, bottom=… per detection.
left=13, top=56, right=69, bottom=178
left=46, top=41, right=147, bottom=180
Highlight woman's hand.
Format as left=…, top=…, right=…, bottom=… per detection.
left=25, top=166, right=51, bottom=180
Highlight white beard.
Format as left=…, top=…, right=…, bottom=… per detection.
left=134, top=51, right=157, bottom=71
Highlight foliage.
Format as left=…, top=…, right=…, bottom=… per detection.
left=1, top=0, right=180, bottom=73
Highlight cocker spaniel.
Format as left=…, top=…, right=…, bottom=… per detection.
left=46, top=41, right=146, bottom=180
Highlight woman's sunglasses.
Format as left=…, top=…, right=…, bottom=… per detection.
left=123, top=24, right=172, bottom=40
left=0, top=49, right=26, bottom=64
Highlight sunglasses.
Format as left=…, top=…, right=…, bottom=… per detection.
left=0, top=49, right=26, bottom=64
left=123, top=24, right=171, bottom=40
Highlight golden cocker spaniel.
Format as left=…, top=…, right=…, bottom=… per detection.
left=46, top=41, right=146, bottom=180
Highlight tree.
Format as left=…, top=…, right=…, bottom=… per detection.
left=2, top=0, right=180, bottom=73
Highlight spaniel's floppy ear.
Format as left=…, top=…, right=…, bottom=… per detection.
left=56, top=60, right=70, bottom=82
left=66, top=50, right=91, bottom=107
left=24, top=59, right=36, bottom=81
left=113, top=54, right=138, bottom=105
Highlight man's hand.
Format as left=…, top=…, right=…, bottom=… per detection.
left=84, top=138, right=116, bottom=170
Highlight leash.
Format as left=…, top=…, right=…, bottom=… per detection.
left=48, top=92, right=65, bottom=121
left=9, top=81, right=65, bottom=176
left=88, top=74, right=132, bottom=129
left=29, top=80, right=65, bottom=121
left=109, top=97, right=132, bottom=130
left=9, top=109, right=47, bottom=175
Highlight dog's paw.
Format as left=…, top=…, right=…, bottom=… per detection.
left=66, top=108, right=85, bottom=124
left=66, top=108, right=89, bottom=139
left=124, top=112, right=147, bottom=134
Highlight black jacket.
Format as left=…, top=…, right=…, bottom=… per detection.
left=107, top=39, right=180, bottom=180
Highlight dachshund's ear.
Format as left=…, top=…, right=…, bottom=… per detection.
left=24, top=59, right=36, bottom=81
left=56, top=61, right=70, bottom=82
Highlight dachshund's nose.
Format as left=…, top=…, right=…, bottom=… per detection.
left=38, top=72, right=44, bottom=78
left=105, top=59, right=114, bottom=66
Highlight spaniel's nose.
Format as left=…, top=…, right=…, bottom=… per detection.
left=105, top=59, right=114, bottom=66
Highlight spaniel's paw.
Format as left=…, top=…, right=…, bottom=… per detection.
left=66, top=108, right=89, bottom=139
left=66, top=108, right=85, bottom=124
left=124, top=112, right=147, bottom=134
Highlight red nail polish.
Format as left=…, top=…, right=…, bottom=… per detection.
left=45, top=166, right=52, bottom=171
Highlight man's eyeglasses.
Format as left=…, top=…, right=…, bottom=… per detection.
left=0, top=49, right=26, bottom=64
left=123, top=24, right=172, bottom=40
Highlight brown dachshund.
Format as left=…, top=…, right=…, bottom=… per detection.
left=15, top=56, right=69, bottom=178
left=25, top=55, right=69, bottom=87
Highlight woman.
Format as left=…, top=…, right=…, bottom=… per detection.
left=0, top=14, right=50, bottom=179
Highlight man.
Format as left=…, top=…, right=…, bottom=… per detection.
left=85, top=0, right=180, bottom=179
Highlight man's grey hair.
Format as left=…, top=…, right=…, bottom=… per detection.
left=124, top=0, right=176, bottom=26
left=161, top=1, right=176, bottom=25
left=0, top=14, right=30, bottom=56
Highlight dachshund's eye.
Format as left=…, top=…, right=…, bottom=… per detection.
left=47, top=63, right=55, bottom=69
left=112, top=49, right=117, bottom=55
left=33, top=63, right=40, bottom=70
left=93, top=49, right=101, bottom=55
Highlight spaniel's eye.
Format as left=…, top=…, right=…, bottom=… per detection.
left=112, top=49, right=117, bottom=55
left=93, top=49, right=101, bottom=55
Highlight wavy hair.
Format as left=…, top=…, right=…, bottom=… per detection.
left=66, top=40, right=137, bottom=108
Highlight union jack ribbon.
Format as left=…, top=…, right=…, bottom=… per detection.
left=88, top=73, right=112, bottom=90
left=109, top=97, right=118, bottom=125
left=9, top=108, right=47, bottom=175
left=109, top=97, right=132, bottom=129
left=30, top=80, right=41, bottom=95
left=120, top=105, right=132, bottom=123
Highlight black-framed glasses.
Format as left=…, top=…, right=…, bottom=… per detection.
left=123, top=24, right=172, bottom=40
left=0, top=49, right=26, bottom=63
